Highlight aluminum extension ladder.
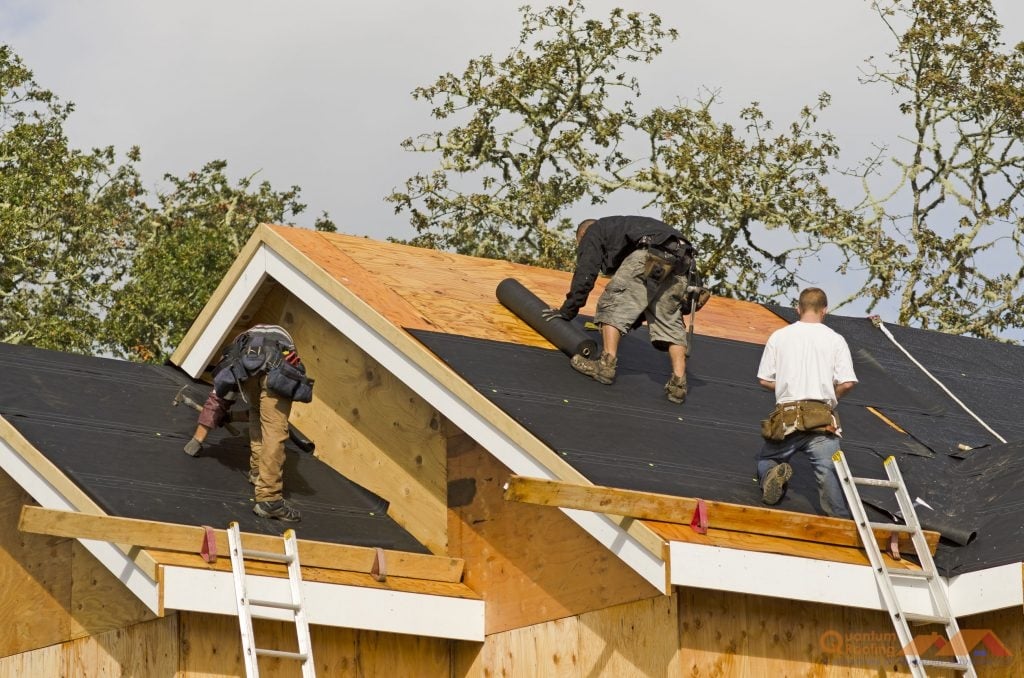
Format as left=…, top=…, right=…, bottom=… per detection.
left=227, top=522, right=316, bottom=677
left=832, top=452, right=976, bottom=677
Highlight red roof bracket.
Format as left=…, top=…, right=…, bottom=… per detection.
left=371, top=547, right=387, bottom=582
left=200, top=525, right=217, bottom=563
left=690, top=499, right=709, bottom=534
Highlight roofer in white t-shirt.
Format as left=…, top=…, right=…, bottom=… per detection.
left=755, top=288, right=858, bottom=518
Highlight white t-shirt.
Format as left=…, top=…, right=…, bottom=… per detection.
left=757, top=321, right=858, bottom=409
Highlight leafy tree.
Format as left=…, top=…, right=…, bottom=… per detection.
left=0, top=45, right=146, bottom=353
left=591, top=91, right=860, bottom=302
left=849, top=0, right=1024, bottom=338
left=103, top=161, right=336, bottom=362
left=1, top=44, right=336, bottom=361
left=387, top=0, right=675, bottom=269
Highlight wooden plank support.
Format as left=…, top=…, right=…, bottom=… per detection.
left=18, top=506, right=464, bottom=583
left=503, top=476, right=940, bottom=555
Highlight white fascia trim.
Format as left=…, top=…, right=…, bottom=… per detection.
left=178, top=245, right=665, bottom=591
left=161, top=566, right=484, bottom=641
left=670, top=541, right=1022, bottom=617
left=0, top=437, right=160, bottom=613
left=948, top=562, right=1023, bottom=617
left=179, top=250, right=269, bottom=378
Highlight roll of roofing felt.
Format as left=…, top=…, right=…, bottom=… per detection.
left=919, top=516, right=977, bottom=547
left=496, top=278, right=598, bottom=359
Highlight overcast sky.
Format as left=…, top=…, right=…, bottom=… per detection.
left=3, top=1, right=1023, bottom=312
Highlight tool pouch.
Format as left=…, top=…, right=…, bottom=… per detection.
left=266, top=360, right=315, bottom=403
left=642, top=248, right=678, bottom=283
left=761, top=400, right=840, bottom=441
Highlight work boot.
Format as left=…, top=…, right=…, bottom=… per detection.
left=665, top=375, right=687, bottom=403
left=570, top=352, right=617, bottom=385
left=253, top=499, right=301, bottom=522
left=183, top=438, right=203, bottom=457
left=761, top=463, right=793, bottom=506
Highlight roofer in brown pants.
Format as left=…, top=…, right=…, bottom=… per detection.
left=242, top=373, right=294, bottom=517
left=183, top=324, right=314, bottom=522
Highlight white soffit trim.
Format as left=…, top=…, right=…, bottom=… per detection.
left=0, top=436, right=160, bottom=613
left=948, top=563, right=1024, bottom=617
left=179, top=244, right=665, bottom=591
left=670, top=541, right=1022, bottom=617
left=161, top=566, right=484, bottom=641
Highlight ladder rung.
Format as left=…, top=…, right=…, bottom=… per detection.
left=852, top=476, right=900, bottom=489
left=249, top=598, right=301, bottom=612
left=918, top=658, right=972, bottom=671
left=868, top=521, right=916, bottom=533
left=242, top=548, right=293, bottom=564
left=255, top=648, right=309, bottom=662
left=885, top=567, right=934, bottom=580
left=902, top=611, right=951, bottom=625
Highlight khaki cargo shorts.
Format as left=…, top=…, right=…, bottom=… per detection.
left=594, top=249, right=689, bottom=348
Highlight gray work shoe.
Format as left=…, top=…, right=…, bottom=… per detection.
left=762, top=463, right=793, bottom=506
left=570, top=352, right=617, bottom=385
left=665, top=375, right=688, bottom=403
left=253, top=499, right=301, bottom=522
left=183, top=438, right=203, bottom=457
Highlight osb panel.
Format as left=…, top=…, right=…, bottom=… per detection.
left=0, top=472, right=73, bottom=657
left=69, top=541, right=156, bottom=638
left=313, top=628, right=451, bottom=677
left=0, top=615, right=179, bottom=677
left=0, top=470, right=157, bottom=660
left=471, top=594, right=679, bottom=677
left=0, top=643, right=64, bottom=677
left=264, top=292, right=449, bottom=553
left=447, top=433, right=658, bottom=634
left=180, top=611, right=453, bottom=678
left=677, top=587, right=960, bottom=677
left=958, top=605, right=1023, bottom=677
left=63, top=615, right=178, bottom=677
left=270, top=227, right=786, bottom=348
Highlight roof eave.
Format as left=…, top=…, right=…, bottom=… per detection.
left=669, top=541, right=1022, bottom=616
left=0, top=418, right=485, bottom=641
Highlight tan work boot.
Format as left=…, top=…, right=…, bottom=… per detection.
left=571, top=352, right=617, bottom=385
left=664, top=374, right=688, bottom=403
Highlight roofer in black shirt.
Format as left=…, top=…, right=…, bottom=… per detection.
left=543, top=216, right=709, bottom=404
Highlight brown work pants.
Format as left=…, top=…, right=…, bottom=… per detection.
left=242, top=374, right=292, bottom=502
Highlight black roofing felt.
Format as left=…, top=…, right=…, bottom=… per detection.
left=0, top=342, right=426, bottom=553
left=411, top=310, right=1024, bottom=576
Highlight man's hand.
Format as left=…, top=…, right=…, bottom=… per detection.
left=540, top=308, right=569, bottom=322
left=695, top=288, right=711, bottom=312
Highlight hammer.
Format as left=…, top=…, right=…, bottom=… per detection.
left=173, top=386, right=241, bottom=436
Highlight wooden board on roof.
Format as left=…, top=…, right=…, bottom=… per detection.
left=268, top=226, right=787, bottom=347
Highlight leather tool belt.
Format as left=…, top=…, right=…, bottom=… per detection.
left=761, top=400, right=840, bottom=442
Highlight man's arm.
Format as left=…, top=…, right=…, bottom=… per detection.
left=758, top=379, right=775, bottom=391
left=835, top=381, right=856, bottom=399
left=558, top=237, right=602, bottom=320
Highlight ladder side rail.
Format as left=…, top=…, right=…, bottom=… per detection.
left=833, top=453, right=926, bottom=676
left=229, top=523, right=261, bottom=678
left=884, top=460, right=977, bottom=677
left=835, top=453, right=931, bottom=677
left=283, top=529, right=316, bottom=678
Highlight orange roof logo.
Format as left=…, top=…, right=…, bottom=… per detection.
left=905, top=629, right=1012, bottom=661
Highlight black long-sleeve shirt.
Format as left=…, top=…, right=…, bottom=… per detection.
left=557, top=215, right=684, bottom=319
